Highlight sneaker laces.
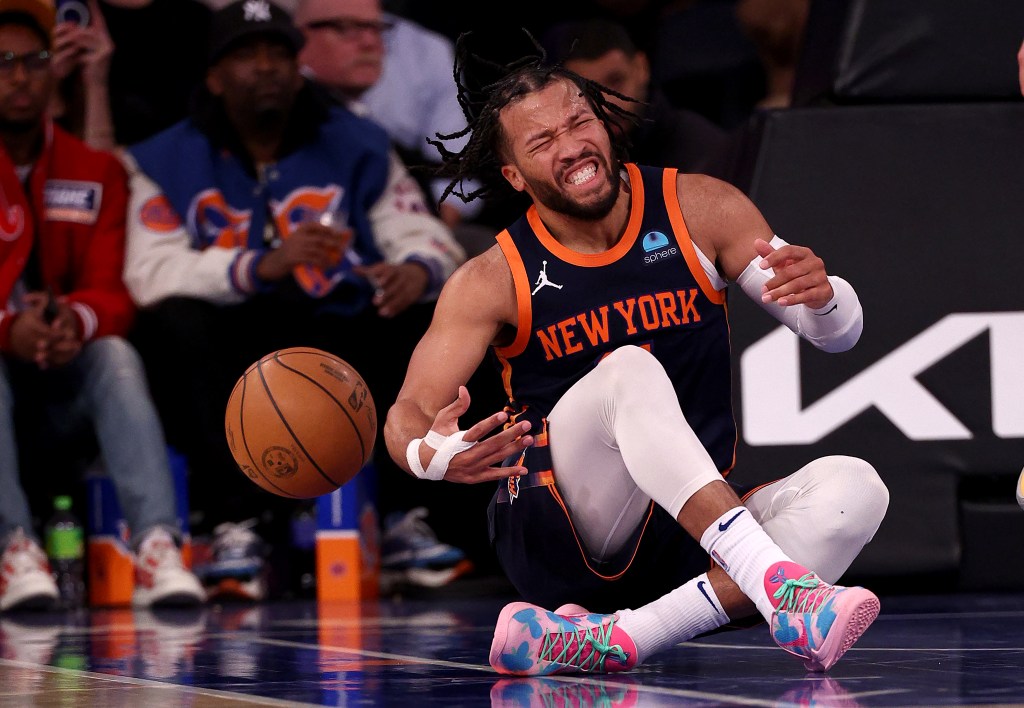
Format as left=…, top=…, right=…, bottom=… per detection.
left=772, top=572, right=835, bottom=613
left=540, top=618, right=629, bottom=672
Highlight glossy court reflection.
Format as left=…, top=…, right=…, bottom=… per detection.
left=0, top=592, right=1023, bottom=706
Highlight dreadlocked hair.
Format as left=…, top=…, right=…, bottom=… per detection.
left=427, top=28, right=646, bottom=209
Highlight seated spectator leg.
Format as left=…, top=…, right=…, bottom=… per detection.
left=74, top=337, right=180, bottom=543
left=0, top=358, right=35, bottom=542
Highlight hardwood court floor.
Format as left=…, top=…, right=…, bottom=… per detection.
left=2, top=585, right=1024, bottom=706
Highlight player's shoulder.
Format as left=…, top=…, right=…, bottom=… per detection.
left=677, top=172, right=748, bottom=208
left=438, top=244, right=514, bottom=314
left=447, top=244, right=509, bottom=289
left=676, top=172, right=762, bottom=231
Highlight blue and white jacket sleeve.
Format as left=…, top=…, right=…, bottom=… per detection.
left=122, top=152, right=257, bottom=308
left=368, top=151, right=467, bottom=301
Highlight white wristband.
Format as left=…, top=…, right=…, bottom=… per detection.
left=405, top=430, right=478, bottom=481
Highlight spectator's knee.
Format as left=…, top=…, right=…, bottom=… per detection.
left=86, top=336, right=146, bottom=381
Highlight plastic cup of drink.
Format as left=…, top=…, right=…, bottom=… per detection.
left=308, top=210, right=352, bottom=267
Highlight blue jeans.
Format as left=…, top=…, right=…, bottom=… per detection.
left=0, top=336, right=179, bottom=548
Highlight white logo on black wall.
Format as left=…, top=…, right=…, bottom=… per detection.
left=740, top=312, right=1024, bottom=444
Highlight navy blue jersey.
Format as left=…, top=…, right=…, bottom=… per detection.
left=494, top=163, right=736, bottom=475
left=488, top=164, right=743, bottom=611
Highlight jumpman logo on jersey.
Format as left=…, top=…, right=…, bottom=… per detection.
left=532, top=260, right=563, bottom=295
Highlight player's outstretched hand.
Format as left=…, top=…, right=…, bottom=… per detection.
left=426, top=386, right=535, bottom=484
left=755, top=238, right=834, bottom=309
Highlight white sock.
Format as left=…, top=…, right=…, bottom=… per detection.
left=699, top=507, right=805, bottom=621
left=615, top=573, right=730, bottom=662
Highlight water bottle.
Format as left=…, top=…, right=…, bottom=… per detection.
left=44, top=495, right=85, bottom=610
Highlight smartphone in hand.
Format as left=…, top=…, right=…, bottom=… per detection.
left=56, top=0, right=90, bottom=27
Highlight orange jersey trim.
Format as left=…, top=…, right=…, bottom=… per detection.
left=527, top=163, right=646, bottom=268
left=722, top=299, right=737, bottom=478
left=665, top=168, right=736, bottom=475
left=494, top=230, right=534, bottom=397
left=547, top=484, right=658, bottom=582
left=663, top=168, right=726, bottom=306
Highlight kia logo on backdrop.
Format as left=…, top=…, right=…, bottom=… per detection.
left=740, top=312, right=1024, bottom=445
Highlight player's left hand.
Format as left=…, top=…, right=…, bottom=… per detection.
left=755, top=238, right=834, bottom=309
left=356, top=262, right=429, bottom=318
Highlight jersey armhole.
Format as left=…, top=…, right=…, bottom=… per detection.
left=662, top=169, right=726, bottom=305
left=494, top=230, right=532, bottom=358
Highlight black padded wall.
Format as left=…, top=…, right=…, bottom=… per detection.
left=794, top=0, right=1024, bottom=106
left=727, top=103, right=1024, bottom=587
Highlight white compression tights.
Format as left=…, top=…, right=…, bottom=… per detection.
left=547, top=346, right=888, bottom=578
left=743, top=456, right=888, bottom=583
left=547, top=346, right=724, bottom=558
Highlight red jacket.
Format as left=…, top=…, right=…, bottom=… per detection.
left=0, top=122, right=133, bottom=351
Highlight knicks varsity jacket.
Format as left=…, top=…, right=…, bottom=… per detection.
left=122, top=85, right=464, bottom=311
left=0, top=121, right=133, bottom=351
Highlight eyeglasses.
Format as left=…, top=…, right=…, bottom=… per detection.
left=303, top=18, right=394, bottom=40
left=0, top=50, right=51, bottom=76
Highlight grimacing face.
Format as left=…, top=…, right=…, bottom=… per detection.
left=498, top=78, right=619, bottom=221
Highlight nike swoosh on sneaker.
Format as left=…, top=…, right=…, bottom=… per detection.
left=697, top=580, right=720, bottom=612
left=718, top=509, right=746, bottom=532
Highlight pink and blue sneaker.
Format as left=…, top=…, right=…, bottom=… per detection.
left=766, top=561, right=880, bottom=671
left=489, top=601, right=638, bottom=675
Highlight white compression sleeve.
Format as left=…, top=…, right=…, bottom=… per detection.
left=735, top=235, right=863, bottom=353
left=742, top=455, right=889, bottom=583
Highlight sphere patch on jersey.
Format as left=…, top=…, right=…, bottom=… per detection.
left=642, top=231, right=670, bottom=252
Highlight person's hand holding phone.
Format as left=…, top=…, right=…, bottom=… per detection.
left=56, top=0, right=91, bottom=27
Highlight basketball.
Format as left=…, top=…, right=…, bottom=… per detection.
left=224, top=347, right=377, bottom=498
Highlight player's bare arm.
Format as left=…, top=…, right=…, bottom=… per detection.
left=678, top=173, right=834, bottom=308
left=677, top=173, right=861, bottom=353
left=384, top=246, right=535, bottom=483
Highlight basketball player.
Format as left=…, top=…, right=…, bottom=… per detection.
left=383, top=36, right=889, bottom=675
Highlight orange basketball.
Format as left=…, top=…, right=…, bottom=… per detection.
left=224, top=347, right=377, bottom=498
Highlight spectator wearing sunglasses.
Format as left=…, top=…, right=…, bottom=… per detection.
left=0, top=0, right=203, bottom=613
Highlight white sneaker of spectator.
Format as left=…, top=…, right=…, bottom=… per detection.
left=0, top=528, right=59, bottom=612
left=132, top=527, right=204, bottom=607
